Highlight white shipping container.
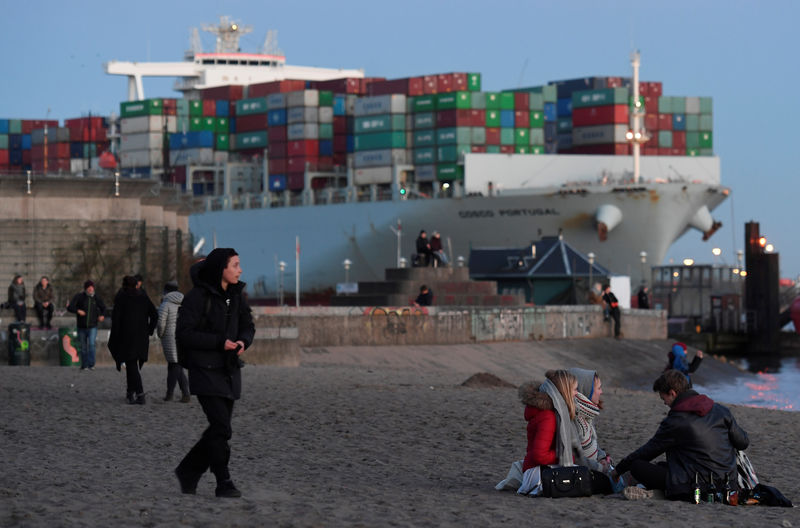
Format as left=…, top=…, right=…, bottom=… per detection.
left=120, top=115, right=177, bottom=134
left=415, top=164, right=436, bottom=182
left=572, top=124, right=628, bottom=146
left=287, top=90, right=319, bottom=108
left=120, top=149, right=163, bottom=168
left=287, top=123, right=319, bottom=140
left=266, top=93, right=287, bottom=109
left=318, top=106, right=334, bottom=123
left=353, top=94, right=407, bottom=116
left=345, top=94, right=358, bottom=114
left=287, top=107, right=319, bottom=124
left=70, top=159, right=89, bottom=173
left=353, top=149, right=408, bottom=168
left=213, top=151, right=229, bottom=165
left=353, top=166, right=393, bottom=186
left=120, top=132, right=165, bottom=151
left=685, top=96, right=701, bottom=114
left=170, top=148, right=214, bottom=166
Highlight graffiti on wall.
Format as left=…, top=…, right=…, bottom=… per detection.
left=363, top=306, right=430, bottom=336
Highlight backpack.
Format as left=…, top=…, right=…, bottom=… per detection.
left=177, top=291, right=212, bottom=369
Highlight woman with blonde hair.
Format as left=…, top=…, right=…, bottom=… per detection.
left=497, top=369, right=580, bottom=495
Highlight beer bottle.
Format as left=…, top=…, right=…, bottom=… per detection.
left=693, top=473, right=701, bottom=504
left=706, top=472, right=716, bottom=503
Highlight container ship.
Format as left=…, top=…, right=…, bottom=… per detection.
left=0, top=17, right=727, bottom=298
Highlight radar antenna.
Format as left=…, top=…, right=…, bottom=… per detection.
left=202, top=15, right=252, bottom=53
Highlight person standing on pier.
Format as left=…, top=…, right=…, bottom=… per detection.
left=175, top=248, right=255, bottom=498
left=67, top=280, right=107, bottom=370
left=602, top=284, right=622, bottom=338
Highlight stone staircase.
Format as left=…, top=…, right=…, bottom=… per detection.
left=330, top=266, right=525, bottom=307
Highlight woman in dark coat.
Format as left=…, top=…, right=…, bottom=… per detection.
left=108, top=275, right=158, bottom=404
left=174, top=248, right=255, bottom=498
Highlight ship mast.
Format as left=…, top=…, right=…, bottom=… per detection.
left=202, top=16, right=252, bottom=53
left=626, top=50, right=649, bottom=183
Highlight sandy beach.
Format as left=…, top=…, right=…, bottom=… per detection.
left=1, top=339, right=797, bottom=527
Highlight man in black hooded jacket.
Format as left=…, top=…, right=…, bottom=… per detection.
left=174, top=248, right=255, bottom=498
left=612, top=369, right=749, bottom=501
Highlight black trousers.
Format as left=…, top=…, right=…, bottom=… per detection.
left=125, top=359, right=143, bottom=395
left=610, top=308, right=621, bottom=337
left=629, top=459, right=693, bottom=501
left=34, top=302, right=54, bottom=327
left=177, top=395, right=234, bottom=483
left=166, top=362, right=189, bottom=396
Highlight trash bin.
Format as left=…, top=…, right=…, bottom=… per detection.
left=59, top=327, right=81, bottom=367
left=8, top=322, right=31, bottom=366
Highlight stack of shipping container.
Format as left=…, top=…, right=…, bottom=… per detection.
left=119, top=99, right=176, bottom=171
left=0, top=69, right=714, bottom=183
left=64, top=116, right=109, bottom=172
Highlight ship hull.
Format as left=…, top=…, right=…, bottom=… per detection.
left=189, top=181, right=728, bottom=297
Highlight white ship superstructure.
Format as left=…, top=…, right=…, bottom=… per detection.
left=105, top=16, right=364, bottom=101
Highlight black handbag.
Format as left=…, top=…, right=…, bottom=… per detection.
left=540, top=466, right=593, bottom=498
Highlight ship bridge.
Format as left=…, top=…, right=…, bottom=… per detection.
left=104, top=15, right=364, bottom=101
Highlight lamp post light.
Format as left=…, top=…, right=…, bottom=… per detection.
left=682, top=258, right=694, bottom=267
left=639, top=251, right=647, bottom=284
left=712, top=247, right=721, bottom=266
left=456, top=255, right=465, bottom=268
left=587, top=251, right=595, bottom=287
left=278, top=261, right=286, bottom=306
left=342, top=258, right=352, bottom=283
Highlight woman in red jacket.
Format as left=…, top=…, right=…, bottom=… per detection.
left=520, top=370, right=578, bottom=471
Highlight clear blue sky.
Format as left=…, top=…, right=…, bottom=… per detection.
left=2, top=0, right=798, bottom=280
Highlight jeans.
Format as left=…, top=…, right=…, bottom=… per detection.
left=13, top=303, right=26, bottom=323
left=78, top=327, right=98, bottom=369
left=166, top=362, right=190, bottom=397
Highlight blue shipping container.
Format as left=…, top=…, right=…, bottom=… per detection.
left=556, top=98, right=573, bottom=117
left=333, top=95, right=346, bottom=116
left=672, top=114, right=686, bottom=131
left=543, top=103, right=557, bottom=122
left=229, top=117, right=236, bottom=134
left=319, top=139, right=333, bottom=157
left=544, top=122, right=557, bottom=141
left=216, top=100, right=229, bottom=117
left=346, top=135, right=354, bottom=153
left=9, top=150, right=22, bottom=165
left=268, top=109, right=287, bottom=126
left=500, top=110, right=515, bottom=128
left=0, top=119, right=7, bottom=134
left=169, top=130, right=215, bottom=150
left=269, top=174, right=287, bottom=192
left=69, top=142, right=83, bottom=158
left=21, top=134, right=31, bottom=150
left=9, top=134, right=21, bottom=150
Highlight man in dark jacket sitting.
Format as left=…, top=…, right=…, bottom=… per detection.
left=612, top=369, right=749, bottom=501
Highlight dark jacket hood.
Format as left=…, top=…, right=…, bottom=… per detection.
left=670, top=390, right=714, bottom=416
left=198, top=248, right=237, bottom=293
left=518, top=380, right=554, bottom=410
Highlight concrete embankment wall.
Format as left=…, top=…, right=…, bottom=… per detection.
left=8, top=305, right=665, bottom=366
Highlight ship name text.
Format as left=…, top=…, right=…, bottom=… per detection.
left=458, top=208, right=560, bottom=219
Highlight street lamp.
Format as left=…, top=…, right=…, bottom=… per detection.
left=639, top=251, right=647, bottom=284
left=712, top=247, right=721, bottom=266
left=683, top=258, right=694, bottom=266
left=587, top=252, right=595, bottom=287
left=278, top=261, right=286, bottom=306
left=342, top=258, right=352, bottom=283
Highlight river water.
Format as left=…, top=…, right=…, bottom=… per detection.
left=693, top=355, right=800, bottom=412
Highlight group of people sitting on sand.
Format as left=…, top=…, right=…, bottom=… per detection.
left=496, top=343, right=757, bottom=502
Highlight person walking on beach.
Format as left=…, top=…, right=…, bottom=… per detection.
left=611, top=369, right=749, bottom=501
left=602, top=284, right=621, bottom=338
left=175, top=248, right=255, bottom=498
left=7, top=274, right=26, bottom=323
left=665, top=342, right=703, bottom=387
left=33, top=276, right=55, bottom=329
left=157, top=281, right=190, bottom=403
left=67, top=280, right=107, bottom=370
left=108, top=276, right=158, bottom=404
